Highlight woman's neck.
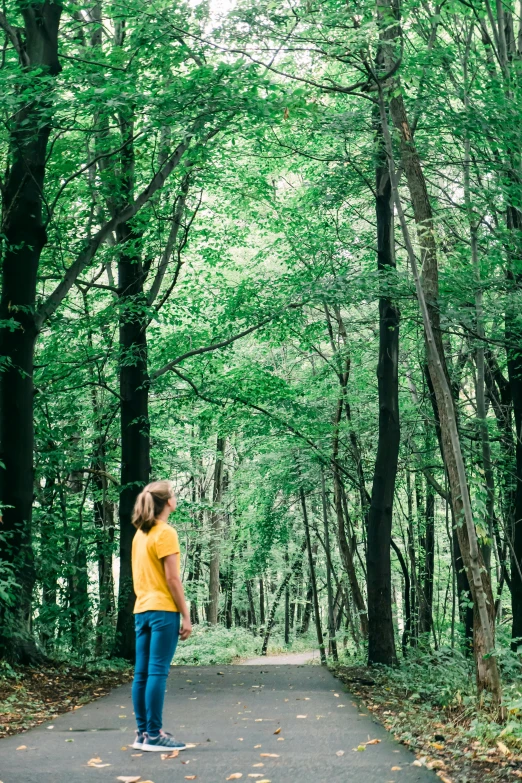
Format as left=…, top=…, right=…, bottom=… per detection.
left=157, top=510, right=170, bottom=523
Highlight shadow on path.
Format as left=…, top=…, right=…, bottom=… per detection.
left=0, top=665, right=438, bottom=782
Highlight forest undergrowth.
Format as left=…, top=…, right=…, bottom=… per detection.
left=334, top=643, right=522, bottom=783
left=0, top=658, right=133, bottom=739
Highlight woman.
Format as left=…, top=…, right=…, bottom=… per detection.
left=130, top=480, right=192, bottom=752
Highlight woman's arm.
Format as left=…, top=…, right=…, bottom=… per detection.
left=163, top=553, right=193, bottom=640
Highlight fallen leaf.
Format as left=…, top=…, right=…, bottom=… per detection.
left=119, top=714, right=127, bottom=718
left=334, top=693, right=340, bottom=697
left=117, top=777, right=141, bottom=783
left=121, top=746, right=128, bottom=750
left=391, top=767, right=402, bottom=772
left=226, top=775, right=243, bottom=780
left=355, top=745, right=366, bottom=752
left=88, top=763, right=111, bottom=768
left=427, top=760, right=446, bottom=770
left=185, top=777, right=197, bottom=781
left=296, top=715, right=307, bottom=719
left=237, top=738, right=244, bottom=741
left=16, top=745, right=27, bottom=751
left=47, top=725, right=54, bottom=730
left=252, top=763, right=264, bottom=768
left=277, top=738, right=284, bottom=741
left=185, top=743, right=198, bottom=749
left=436, top=774, right=453, bottom=783
left=259, top=754, right=279, bottom=758
left=87, top=758, right=102, bottom=764
left=131, top=753, right=143, bottom=757
left=255, top=719, right=263, bottom=722
left=336, top=750, right=345, bottom=757
left=273, top=728, right=281, bottom=735
left=257, top=780, right=271, bottom=783
left=412, top=760, right=423, bottom=767
left=161, top=750, right=179, bottom=759
left=248, top=777, right=263, bottom=779
left=497, top=741, right=510, bottom=756
left=254, top=744, right=262, bottom=749
left=365, top=739, right=381, bottom=746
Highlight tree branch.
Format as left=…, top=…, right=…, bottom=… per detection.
left=151, top=301, right=304, bottom=379
left=0, top=11, right=28, bottom=66
left=147, top=172, right=191, bottom=306
left=35, top=123, right=221, bottom=330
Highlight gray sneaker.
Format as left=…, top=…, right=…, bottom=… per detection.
left=132, top=730, right=145, bottom=749
left=142, top=730, right=187, bottom=752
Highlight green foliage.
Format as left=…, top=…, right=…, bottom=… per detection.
left=173, top=625, right=260, bottom=665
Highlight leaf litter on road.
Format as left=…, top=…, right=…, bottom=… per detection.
left=87, top=757, right=111, bottom=768
left=161, top=749, right=179, bottom=759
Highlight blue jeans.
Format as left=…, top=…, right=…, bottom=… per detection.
left=132, top=610, right=180, bottom=735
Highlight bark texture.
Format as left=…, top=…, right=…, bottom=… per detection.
left=366, top=97, right=400, bottom=666
left=0, top=1, right=62, bottom=661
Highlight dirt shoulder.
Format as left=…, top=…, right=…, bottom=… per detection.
left=333, top=664, right=522, bottom=783
left=0, top=663, right=133, bottom=738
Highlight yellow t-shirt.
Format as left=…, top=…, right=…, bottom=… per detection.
left=132, top=520, right=180, bottom=613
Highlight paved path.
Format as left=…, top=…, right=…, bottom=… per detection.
left=0, top=665, right=438, bottom=783
left=240, top=651, right=319, bottom=665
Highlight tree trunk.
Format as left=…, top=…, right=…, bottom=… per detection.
left=506, top=311, right=522, bottom=649
left=113, top=114, right=150, bottom=661
left=419, top=485, right=435, bottom=638
left=259, top=577, right=266, bottom=629
left=321, top=473, right=338, bottom=661
left=299, top=580, right=314, bottom=636
left=377, top=71, right=502, bottom=701
left=246, top=580, right=257, bottom=630
left=366, top=95, right=400, bottom=666
left=261, top=540, right=306, bottom=655
left=300, top=488, right=326, bottom=665
left=0, top=1, right=62, bottom=662
left=207, top=435, right=226, bottom=624
left=331, top=401, right=369, bottom=637
left=391, top=539, right=411, bottom=656
left=284, top=549, right=290, bottom=644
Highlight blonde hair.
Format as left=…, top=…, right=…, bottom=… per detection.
left=132, top=480, right=175, bottom=533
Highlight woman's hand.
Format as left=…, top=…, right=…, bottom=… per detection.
left=180, top=616, right=193, bottom=641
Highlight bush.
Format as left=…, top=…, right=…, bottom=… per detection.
left=173, top=625, right=260, bottom=665
left=172, top=625, right=320, bottom=665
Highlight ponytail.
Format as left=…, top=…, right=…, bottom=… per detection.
left=132, top=480, right=174, bottom=533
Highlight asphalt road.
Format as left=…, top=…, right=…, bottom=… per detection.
left=0, top=664, right=438, bottom=783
